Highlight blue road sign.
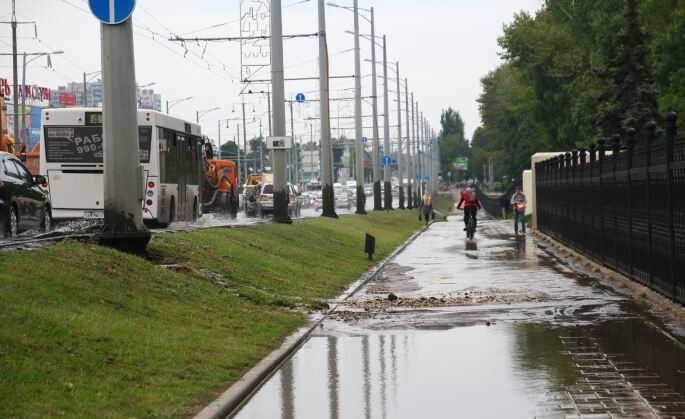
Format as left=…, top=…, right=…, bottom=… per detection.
left=89, top=0, right=136, bottom=24
left=362, top=136, right=368, bottom=143
left=382, top=155, right=392, bottom=166
left=295, top=93, right=305, bottom=103
left=415, top=173, right=420, bottom=180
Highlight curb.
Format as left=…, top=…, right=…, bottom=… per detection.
left=194, top=222, right=432, bottom=419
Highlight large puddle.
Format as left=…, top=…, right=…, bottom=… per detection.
left=233, top=217, right=685, bottom=418
left=235, top=319, right=685, bottom=418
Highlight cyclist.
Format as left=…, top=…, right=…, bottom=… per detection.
left=456, top=187, right=482, bottom=232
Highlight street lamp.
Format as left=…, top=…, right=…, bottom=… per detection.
left=20, top=51, right=62, bottom=146
left=196, top=107, right=220, bottom=123
left=83, top=70, right=102, bottom=107
left=166, top=96, right=193, bottom=114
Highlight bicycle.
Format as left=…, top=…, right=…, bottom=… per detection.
left=465, top=210, right=476, bottom=240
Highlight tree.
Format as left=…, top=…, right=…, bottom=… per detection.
left=438, top=108, right=469, bottom=182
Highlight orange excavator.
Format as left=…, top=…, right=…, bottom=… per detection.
left=201, top=139, right=239, bottom=215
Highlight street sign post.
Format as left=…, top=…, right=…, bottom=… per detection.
left=90, top=0, right=149, bottom=250
left=382, top=155, right=392, bottom=166
left=88, top=0, right=136, bottom=25
left=295, top=93, right=305, bottom=103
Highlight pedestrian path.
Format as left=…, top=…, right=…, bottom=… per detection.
left=234, top=216, right=685, bottom=419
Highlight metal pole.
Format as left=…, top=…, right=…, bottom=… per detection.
left=382, top=35, right=392, bottom=210
left=353, top=0, right=365, bottom=214
left=289, top=100, right=297, bottom=187
left=405, top=79, right=412, bottom=209
left=318, top=0, right=337, bottom=217
left=417, top=104, right=422, bottom=200
left=165, top=100, right=168, bottom=114
left=267, top=88, right=272, bottom=136
left=411, top=94, right=416, bottom=207
left=396, top=62, right=404, bottom=209
left=270, top=0, right=291, bottom=223
left=196, top=110, right=199, bottom=124
left=236, top=124, right=241, bottom=184
left=83, top=72, right=88, bottom=107
left=259, top=121, right=263, bottom=172
left=11, top=2, right=19, bottom=146
left=242, top=100, right=248, bottom=183
left=20, top=52, right=26, bottom=144
left=217, top=119, right=221, bottom=160
left=370, top=7, right=382, bottom=210
left=100, top=17, right=149, bottom=249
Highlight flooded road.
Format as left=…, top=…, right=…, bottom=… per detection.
left=234, top=216, right=685, bottom=418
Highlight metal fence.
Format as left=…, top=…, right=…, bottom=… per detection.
left=475, top=184, right=516, bottom=217
left=535, top=112, right=685, bottom=303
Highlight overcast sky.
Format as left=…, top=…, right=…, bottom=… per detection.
left=0, top=0, right=543, bottom=142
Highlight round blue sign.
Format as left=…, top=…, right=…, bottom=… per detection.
left=89, top=0, right=136, bottom=24
left=382, top=155, right=392, bottom=166
left=362, top=136, right=368, bottom=143
left=295, top=93, right=305, bottom=103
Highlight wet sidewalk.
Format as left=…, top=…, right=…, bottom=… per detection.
left=234, top=216, right=685, bottom=418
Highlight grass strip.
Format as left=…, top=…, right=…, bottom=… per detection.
left=0, top=210, right=421, bottom=418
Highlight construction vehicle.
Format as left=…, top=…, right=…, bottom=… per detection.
left=200, top=139, right=239, bottom=215
left=243, top=173, right=273, bottom=216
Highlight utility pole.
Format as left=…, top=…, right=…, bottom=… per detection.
left=382, top=35, right=392, bottom=210
left=270, top=0, right=291, bottom=223
left=259, top=119, right=263, bottom=172
left=83, top=72, right=88, bottom=106
left=409, top=92, right=419, bottom=208
left=242, top=100, right=248, bottom=182
left=353, top=0, right=365, bottom=214
left=218, top=119, right=222, bottom=159
left=396, top=62, right=404, bottom=209
left=236, top=124, right=241, bottom=183
left=416, top=103, right=422, bottom=203
left=289, top=100, right=298, bottom=187
left=99, top=14, right=150, bottom=250
left=405, top=80, right=412, bottom=209
left=318, top=0, right=337, bottom=217
left=369, top=7, right=382, bottom=211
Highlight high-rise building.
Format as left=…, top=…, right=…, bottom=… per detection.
left=49, top=81, right=161, bottom=111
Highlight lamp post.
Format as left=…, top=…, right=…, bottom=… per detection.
left=405, top=79, right=413, bottom=209
left=196, top=106, right=220, bottom=124
left=166, top=96, right=192, bottom=114
left=83, top=70, right=101, bottom=107
left=19, top=50, right=62, bottom=145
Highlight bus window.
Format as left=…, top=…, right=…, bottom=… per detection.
left=138, top=126, right=152, bottom=163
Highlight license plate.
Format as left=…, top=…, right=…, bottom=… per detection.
left=84, top=210, right=104, bottom=219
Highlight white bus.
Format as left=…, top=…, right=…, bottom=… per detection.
left=39, top=107, right=203, bottom=227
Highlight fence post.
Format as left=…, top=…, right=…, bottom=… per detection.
left=611, top=134, right=621, bottom=269
left=598, top=139, right=606, bottom=265
left=565, top=152, right=572, bottom=245
left=625, top=128, right=636, bottom=280
left=579, top=148, right=586, bottom=253
left=645, top=121, right=656, bottom=288
left=572, top=150, right=579, bottom=248
left=589, top=145, right=596, bottom=257
left=665, top=112, right=677, bottom=298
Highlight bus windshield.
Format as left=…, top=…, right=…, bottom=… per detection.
left=44, top=125, right=152, bottom=163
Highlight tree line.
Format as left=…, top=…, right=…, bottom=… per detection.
left=440, top=0, right=683, bottom=183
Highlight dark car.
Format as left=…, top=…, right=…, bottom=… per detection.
left=0, top=151, right=52, bottom=237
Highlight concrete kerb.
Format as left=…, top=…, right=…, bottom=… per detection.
left=533, top=230, right=685, bottom=327
left=195, top=221, right=433, bottom=419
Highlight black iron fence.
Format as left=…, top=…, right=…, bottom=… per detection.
left=535, top=112, right=685, bottom=303
left=475, top=184, right=516, bottom=217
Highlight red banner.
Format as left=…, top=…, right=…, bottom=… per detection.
left=59, top=92, right=77, bottom=106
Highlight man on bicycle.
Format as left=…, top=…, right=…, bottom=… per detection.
left=456, top=187, right=482, bottom=231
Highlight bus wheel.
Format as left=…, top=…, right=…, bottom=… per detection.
left=168, top=197, right=176, bottom=224
left=192, top=199, right=199, bottom=222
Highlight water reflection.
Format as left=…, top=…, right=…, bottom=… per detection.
left=233, top=319, right=685, bottom=419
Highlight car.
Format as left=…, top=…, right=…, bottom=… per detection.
left=0, top=151, right=52, bottom=237
left=364, top=184, right=373, bottom=196
left=334, top=186, right=351, bottom=210
left=256, top=182, right=301, bottom=217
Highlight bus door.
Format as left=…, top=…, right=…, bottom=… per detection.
left=175, top=134, right=187, bottom=220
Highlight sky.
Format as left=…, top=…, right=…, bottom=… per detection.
left=0, top=0, right=543, bottom=143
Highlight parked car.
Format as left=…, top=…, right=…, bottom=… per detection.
left=314, top=188, right=350, bottom=211
left=256, top=182, right=301, bottom=217
left=0, top=151, right=52, bottom=237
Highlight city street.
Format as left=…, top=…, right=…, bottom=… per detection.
left=234, top=216, right=685, bottom=418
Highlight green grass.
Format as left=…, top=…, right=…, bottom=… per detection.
left=0, top=210, right=421, bottom=418
left=433, top=195, right=456, bottom=216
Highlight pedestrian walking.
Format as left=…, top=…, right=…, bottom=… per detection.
left=511, top=186, right=527, bottom=235
left=419, top=190, right=433, bottom=225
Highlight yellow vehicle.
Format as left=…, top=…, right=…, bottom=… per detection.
left=243, top=173, right=273, bottom=216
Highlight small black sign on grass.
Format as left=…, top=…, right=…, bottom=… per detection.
left=365, top=233, right=376, bottom=260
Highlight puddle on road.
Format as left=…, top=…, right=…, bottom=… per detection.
left=234, top=319, right=685, bottom=419
left=234, top=218, right=685, bottom=418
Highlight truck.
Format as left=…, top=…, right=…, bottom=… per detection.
left=200, top=140, right=240, bottom=215
left=242, top=173, right=273, bottom=216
